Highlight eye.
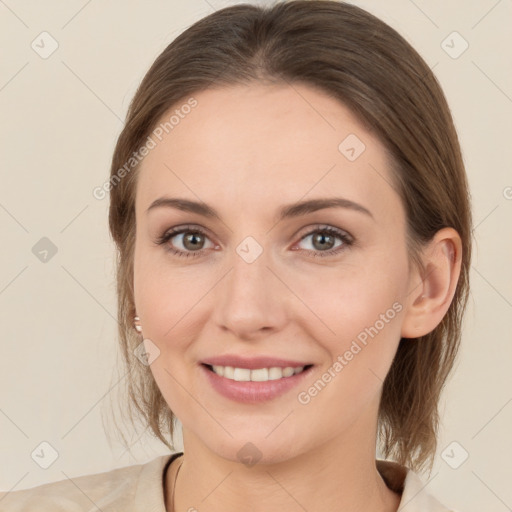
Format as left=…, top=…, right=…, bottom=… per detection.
left=293, top=225, right=353, bottom=258
left=154, top=225, right=215, bottom=258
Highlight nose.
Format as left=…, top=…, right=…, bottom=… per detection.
left=210, top=241, right=289, bottom=341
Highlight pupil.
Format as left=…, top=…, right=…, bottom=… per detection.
left=185, top=233, right=202, bottom=250
left=315, top=233, right=333, bottom=250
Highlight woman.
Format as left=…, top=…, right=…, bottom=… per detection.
left=0, top=1, right=471, bottom=510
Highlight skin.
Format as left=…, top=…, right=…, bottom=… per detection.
left=133, top=82, right=462, bottom=512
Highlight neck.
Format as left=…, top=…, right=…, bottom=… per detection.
left=166, top=415, right=401, bottom=512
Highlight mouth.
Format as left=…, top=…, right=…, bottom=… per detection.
left=200, top=362, right=315, bottom=403
left=202, top=363, right=314, bottom=382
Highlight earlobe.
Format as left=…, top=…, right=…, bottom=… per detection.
left=401, top=227, right=462, bottom=339
left=134, top=315, right=143, bottom=334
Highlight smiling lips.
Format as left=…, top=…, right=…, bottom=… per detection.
left=201, top=354, right=312, bottom=381
left=201, top=354, right=314, bottom=402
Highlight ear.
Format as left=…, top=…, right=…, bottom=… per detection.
left=401, top=227, right=463, bottom=339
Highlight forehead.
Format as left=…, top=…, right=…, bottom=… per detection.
left=135, top=82, right=399, bottom=221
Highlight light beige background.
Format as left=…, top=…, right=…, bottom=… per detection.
left=0, top=0, right=511, bottom=510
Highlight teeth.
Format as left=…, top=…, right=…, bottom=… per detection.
left=250, top=368, right=268, bottom=381
left=233, top=368, right=251, bottom=381
left=212, top=365, right=224, bottom=377
left=282, top=367, right=295, bottom=377
left=268, top=367, right=282, bottom=380
left=210, top=365, right=306, bottom=382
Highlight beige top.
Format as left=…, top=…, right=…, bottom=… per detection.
left=0, top=452, right=458, bottom=511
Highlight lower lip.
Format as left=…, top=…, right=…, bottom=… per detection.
left=200, top=364, right=314, bottom=404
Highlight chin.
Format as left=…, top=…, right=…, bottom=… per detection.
left=204, top=433, right=308, bottom=467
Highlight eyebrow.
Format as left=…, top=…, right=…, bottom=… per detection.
left=146, top=196, right=373, bottom=221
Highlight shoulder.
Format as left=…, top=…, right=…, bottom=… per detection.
left=0, top=454, right=174, bottom=512
left=377, top=459, right=462, bottom=512
left=402, top=469, right=463, bottom=512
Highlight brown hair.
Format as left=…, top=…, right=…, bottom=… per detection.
left=107, top=0, right=472, bottom=474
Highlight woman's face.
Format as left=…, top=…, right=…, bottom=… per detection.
left=133, top=82, right=416, bottom=463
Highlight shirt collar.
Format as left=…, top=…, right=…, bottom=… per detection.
left=377, top=459, right=453, bottom=511
left=136, top=454, right=452, bottom=512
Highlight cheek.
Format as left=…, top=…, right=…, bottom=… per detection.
left=293, top=271, right=405, bottom=422
left=133, top=248, right=216, bottom=369
left=292, top=252, right=407, bottom=383
left=135, top=273, right=199, bottom=345
left=296, top=264, right=404, bottom=341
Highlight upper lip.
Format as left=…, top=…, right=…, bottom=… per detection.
left=201, top=355, right=313, bottom=370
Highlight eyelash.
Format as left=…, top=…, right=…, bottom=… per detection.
left=154, top=224, right=354, bottom=259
